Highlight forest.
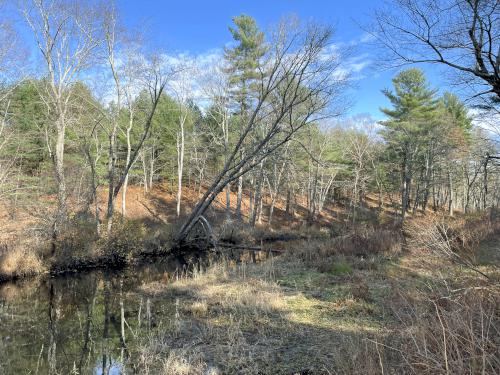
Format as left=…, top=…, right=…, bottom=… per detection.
left=0, top=0, right=499, bottom=374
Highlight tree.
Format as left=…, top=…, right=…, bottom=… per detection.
left=224, top=14, right=267, bottom=218
left=102, top=7, right=171, bottom=229
left=380, top=68, right=438, bottom=220
left=22, top=0, right=103, bottom=246
left=202, top=64, right=233, bottom=216
left=0, top=0, right=23, bottom=88
left=176, top=20, right=347, bottom=244
left=169, top=66, right=196, bottom=217
left=344, top=128, right=378, bottom=222
left=0, top=97, right=15, bottom=199
left=372, top=0, right=500, bottom=105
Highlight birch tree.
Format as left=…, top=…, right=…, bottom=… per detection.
left=103, top=8, right=171, bottom=228
left=170, top=66, right=194, bottom=217
left=22, top=0, right=103, bottom=243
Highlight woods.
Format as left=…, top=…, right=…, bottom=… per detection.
left=0, top=2, right=498, bottom=247
left=0, top=1, right=499, bottom=374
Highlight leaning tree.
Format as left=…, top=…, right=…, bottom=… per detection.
left=176, top=20, right=348, bottom=244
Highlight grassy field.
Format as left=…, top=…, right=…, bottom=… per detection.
left=131, top=224, right=500, bottom=374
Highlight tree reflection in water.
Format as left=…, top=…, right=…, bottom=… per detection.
left=0, top=258, right=183, bottom=374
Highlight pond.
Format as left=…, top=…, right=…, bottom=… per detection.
left=0, top=256, right=197, bottom=374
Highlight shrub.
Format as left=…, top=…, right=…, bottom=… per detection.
left=386, top=282, right=500, bottom=374
left=330, top=260, right=353, bottom=275
left=405, top=213, right=499, bottom=276
left=143, top=222, right=173, bottom=254
left=56, top=215, right=99, bottom=257
left=287, top=226, right=402, bottom=262
left=100, top=218, right=146, bottom=262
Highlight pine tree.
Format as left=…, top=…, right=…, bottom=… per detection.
left=223, top=14, right=267, bottom=219
left=380, top=68, right=438, bottom=220
left=224, top=14, right=267, bottom=113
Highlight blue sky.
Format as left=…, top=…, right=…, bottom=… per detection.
left=116, top=0, right=451, bottom=122
left=7, top=0, right=450, bottom=122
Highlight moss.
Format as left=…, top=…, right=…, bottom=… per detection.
left=329, top=261, right=353, bottom=275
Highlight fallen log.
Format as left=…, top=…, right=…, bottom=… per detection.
left=215, top=242, right=285, bottom=253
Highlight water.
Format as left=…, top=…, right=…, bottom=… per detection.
left=0, top=257, right=191, bottom=374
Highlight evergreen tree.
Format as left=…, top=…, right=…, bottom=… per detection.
left=380, top=68, right=438, bottom=219
left=224, top=14, right=267, bottom=113
left=223, top=14, right=267, bottom=218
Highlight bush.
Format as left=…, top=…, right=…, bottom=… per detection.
left=56, top=215, right=99, bottom=256
left=386, top=282, right=500, bottom=374
left=287, top=226, right=402, bottom=262
left=52, top=216, right=146, bottom=270
left=99, top=218, right=146, bottom=262
left=405, top=213, right=499, bottom=273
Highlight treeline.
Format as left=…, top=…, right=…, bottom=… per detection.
left=0, top=1, right=499, bottom=244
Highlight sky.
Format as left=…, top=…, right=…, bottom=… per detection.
left=116, top=0, right=449, bottom=122
left=6, top=0, right=454, bottom=124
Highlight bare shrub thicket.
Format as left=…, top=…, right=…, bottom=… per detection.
left=288, top=226, right=402, bottom=261
left=405, top=213, right=499, bottom=276
left=0, top=248, right=45, bottom=281
left=384, top=283, right=500, bottom=375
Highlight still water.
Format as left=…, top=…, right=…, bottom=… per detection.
left=0, top=257, right=192, bottom=374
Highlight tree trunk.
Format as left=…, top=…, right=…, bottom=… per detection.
left=106, top=126, right=117, bottom=231
left=121, top=125, right=132, bottom=216
left=236, top=172, right=243, bottom=218
left=176, top=119, right=185, bottom=217
left=251, top=161, right=264, bottom=227
left=448, top=170, right=454, bottom=216
left=54, top=116, right=67, bottom=236
left=483, top=157, right=488, bottom=210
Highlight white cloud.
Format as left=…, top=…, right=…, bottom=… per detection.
left=469, top=107, right=500, bottom=137
left=159, top=49, right=225, bottom=111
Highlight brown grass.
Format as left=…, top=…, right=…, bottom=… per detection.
left=383, top=281, right=500, bottom=374
left=0, top=247, right=46, bottom=280
left=131, top=212, right=499, bottom=374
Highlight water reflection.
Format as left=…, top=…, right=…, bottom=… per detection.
left=0, top=258, right=186, bottom=375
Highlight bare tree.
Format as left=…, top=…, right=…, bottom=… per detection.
left=0, top=2, right=18, bottom=199
left=176, top=20, right=347, bottom=244
left=0, top=100, right=17, bottom=199
left=169, top=65, right=194, bottom=217
left=202, top=64, right=232, bottom=216
left=266, top=143, right=290, bottom=226
left=344, top=128, right=377, bottom=222
left=22, top=0, right=103, bottom=244
left=120, top=43, right=144, bottom=216
left=103, top=8, right=171, bottom=229
left=0, top=1, right=24, bottom=88
left=372, top=0, right=500, bottom=101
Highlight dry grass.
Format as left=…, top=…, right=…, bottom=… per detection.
left=406, top=212, right=500, bottom=256
left=1, top=190, right=498, bottom=373
left=405, top=212, right=500, bottom=281
left=0, top=247, right=46, bottom=280
left=133, top=253, right=390, bottom=374
left=132, top=214, right=499, bottom=374
left=286, top=227, right=402, bottom=262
